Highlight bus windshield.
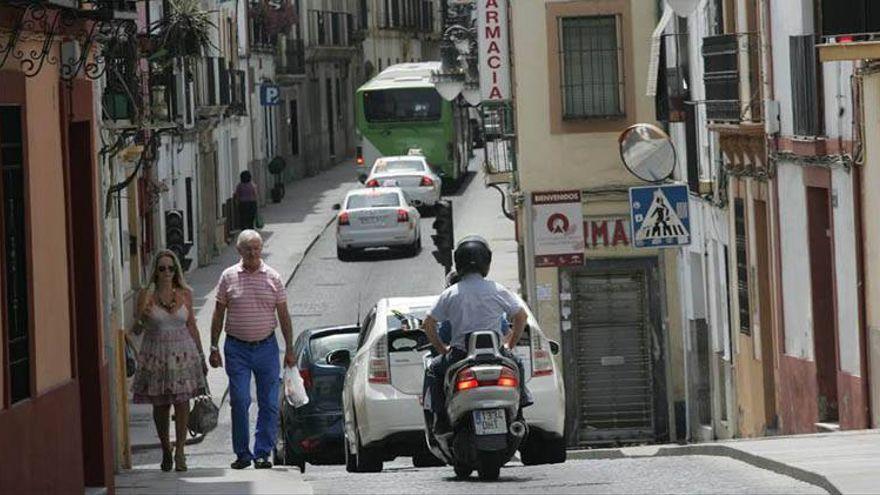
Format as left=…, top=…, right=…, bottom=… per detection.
left=363, top=88, right=442, bottom=123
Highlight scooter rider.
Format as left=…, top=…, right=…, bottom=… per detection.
left=423, top=235, right=530, bottom=432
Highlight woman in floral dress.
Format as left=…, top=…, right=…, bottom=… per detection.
left=130, top=250, right=208, bottom=472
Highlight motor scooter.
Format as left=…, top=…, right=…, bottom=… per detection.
left=421, top=331, right=527, bottom=480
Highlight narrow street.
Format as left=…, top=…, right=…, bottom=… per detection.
left=124, top=161, right=832, bottom=494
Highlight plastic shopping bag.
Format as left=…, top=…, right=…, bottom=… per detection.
left=283, top=365, right=309, bottom=408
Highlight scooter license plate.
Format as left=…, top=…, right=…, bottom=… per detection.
left=473, top=409, right=507, bottom=435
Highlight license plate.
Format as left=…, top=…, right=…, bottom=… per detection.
left=473, top=409, right=507, bottom=435
left=359, top=216, right=381, bottom=225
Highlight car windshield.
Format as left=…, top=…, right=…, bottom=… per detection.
left=373, top=160, right=425, bottom=174
left=309, top=332, right=359, bottom=362
left=386, top=307, right=430, bottom=331
left=346, top=193, right=401, bottom=209
left=363, top=88, right=442, bottom=122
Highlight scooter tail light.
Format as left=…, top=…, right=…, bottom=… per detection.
left=531, top=331, right=554, bottom=377
left=368, top=334, right=390, bottom=384
left=497, top=366, right=518, bottom=388
left=455, top=368, right=478, bottom=391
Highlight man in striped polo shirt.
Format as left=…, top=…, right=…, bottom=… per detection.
left=208, top=229, right=296, bottom=470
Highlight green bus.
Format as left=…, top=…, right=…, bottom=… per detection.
left=355, top=62, right=472, bottom=187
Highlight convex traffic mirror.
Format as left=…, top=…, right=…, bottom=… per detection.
left=618, top=123, right=676, bottom=183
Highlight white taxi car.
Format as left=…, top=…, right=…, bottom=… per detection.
left=341, top=296, right=566, bottom=473
left=336, top=187, right=422, bottom=261
left=364, top=156, right=442, bottom=208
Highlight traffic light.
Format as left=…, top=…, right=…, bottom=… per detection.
left=165, top=210, right=193, bottom=272
left=431, top=200, right=454, bottom=274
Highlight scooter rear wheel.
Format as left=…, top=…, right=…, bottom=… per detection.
left=477, top=463, right=501, bottom=481
left=453, top=465, right=473, bottom=479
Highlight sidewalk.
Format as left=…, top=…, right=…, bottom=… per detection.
left=115, top=467, right=312, bottom=495
left=128, top=160, right=360, bottom=452
left=569, top=429, right=880, bottom=495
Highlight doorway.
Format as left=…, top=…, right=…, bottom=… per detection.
left=68, top=121, right=110, bottom=486
left=754, top=199, right=777, bottom=430
left=807, top=186, right=838, bottom=423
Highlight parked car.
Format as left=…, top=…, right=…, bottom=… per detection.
left=341, top=295, right=566, bottom=473
left=362, top=155, right=442, bottom=208
left=274, top=325, right=361, bottom=472
left=336, top=187, right=422, bottom=260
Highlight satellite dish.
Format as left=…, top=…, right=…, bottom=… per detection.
left=666, top=0, right=700, bottom=16
left=618, top=124, right=677, bottom=183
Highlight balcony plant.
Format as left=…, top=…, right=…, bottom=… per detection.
left=151, top=0, right=216, bottom=60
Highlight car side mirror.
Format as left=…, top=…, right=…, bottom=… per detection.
left=332, top=203, right=341, bottom=211
left=358, top=173, right=367, bottom=184
left=327, top=349, right=352, bottom=367
left=548, top=340, right=560, bottom=355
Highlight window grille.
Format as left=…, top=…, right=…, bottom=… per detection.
left=0, top=106, right=30, bottom=404
left=790, top=35, right=822, bottom=136
left=558, top=15, right=625, bottom=119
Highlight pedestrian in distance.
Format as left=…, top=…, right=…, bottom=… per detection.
left=129, top=250, right=208, bottom=473
left=235, top=170, right=259, bottom=230
left=209, top=229, right=297, bottom=470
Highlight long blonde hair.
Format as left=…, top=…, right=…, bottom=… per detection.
left=147, top=250, right=192, bottom=291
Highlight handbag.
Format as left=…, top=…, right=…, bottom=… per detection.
left=254, top=211, right=265, bottom=229
left=124, top=339, right=137, bottom=378
left=188, top=384, right=219, bottom=437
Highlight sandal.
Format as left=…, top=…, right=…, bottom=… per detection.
left=160, top=449, right=173, bottom=472
left=175, top=451, right=187, bottom=472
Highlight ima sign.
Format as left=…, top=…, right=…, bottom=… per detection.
left=477, top=0, right=510, bottom=101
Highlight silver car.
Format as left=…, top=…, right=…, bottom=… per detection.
left=336, top=187, right=422, bottom=260
left=364, top=156, right=442, bottom=208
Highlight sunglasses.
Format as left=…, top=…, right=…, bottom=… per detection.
left=157, top=265, right=177, bottom=273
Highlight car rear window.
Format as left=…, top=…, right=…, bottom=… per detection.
left=386, top=307, right=430, bottom=331
left=373, top=160, right=424, bottom=174
left=310, top=332, right=359, bottom=362
left=346, top=193, right=402, bottom=209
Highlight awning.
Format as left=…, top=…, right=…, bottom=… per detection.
left=818, top=41, right=880, bottom=62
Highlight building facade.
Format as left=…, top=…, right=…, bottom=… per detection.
left=510, top=0, right=685, bottom=447
left=0, top=1, right=122, bottom=490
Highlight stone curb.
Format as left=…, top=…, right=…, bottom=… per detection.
left=567, top=445, right=840, bottom=495
left=284, top=213, right=338, bottom=289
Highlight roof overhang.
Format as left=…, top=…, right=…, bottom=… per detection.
left=818, top=41, right=880, bottom=62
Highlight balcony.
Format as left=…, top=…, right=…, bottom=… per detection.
left=702, top=33, right=762, bottom=123
left=79, top=0, right=138, bottom=19
left=277, top=39, right=305, bottom=75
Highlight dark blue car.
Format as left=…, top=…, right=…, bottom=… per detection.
left=274, top=325, right=360, bottom=472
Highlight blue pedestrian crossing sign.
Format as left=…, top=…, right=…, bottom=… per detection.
left=629, top=184, right=691, bottom=248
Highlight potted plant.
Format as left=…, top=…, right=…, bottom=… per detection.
left=268, top=156, right=287, bottom=203
left=151, top=0, right=216, bottom=60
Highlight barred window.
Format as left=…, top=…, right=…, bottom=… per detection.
left=559, top=16, right=624, bottom=118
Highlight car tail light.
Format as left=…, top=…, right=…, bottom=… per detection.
left=337, top=211, right=350, bottom=226
left=397, top=209, right=409, bottom=222
left=300, top=437, right=321, bottom=453
left=420, top=176, right=434, bottom=187
left=368, top=335, right=389, bottom=383
left=531, top=331, right=554, bottom=377
left=366, top=178, right=380, bottom=187
left=300, top=368, right=313, bottom=389
left=455, top=368, right=479, bottom=392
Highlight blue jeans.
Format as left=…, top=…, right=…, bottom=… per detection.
left=224, top=335, right=280, bottom=461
